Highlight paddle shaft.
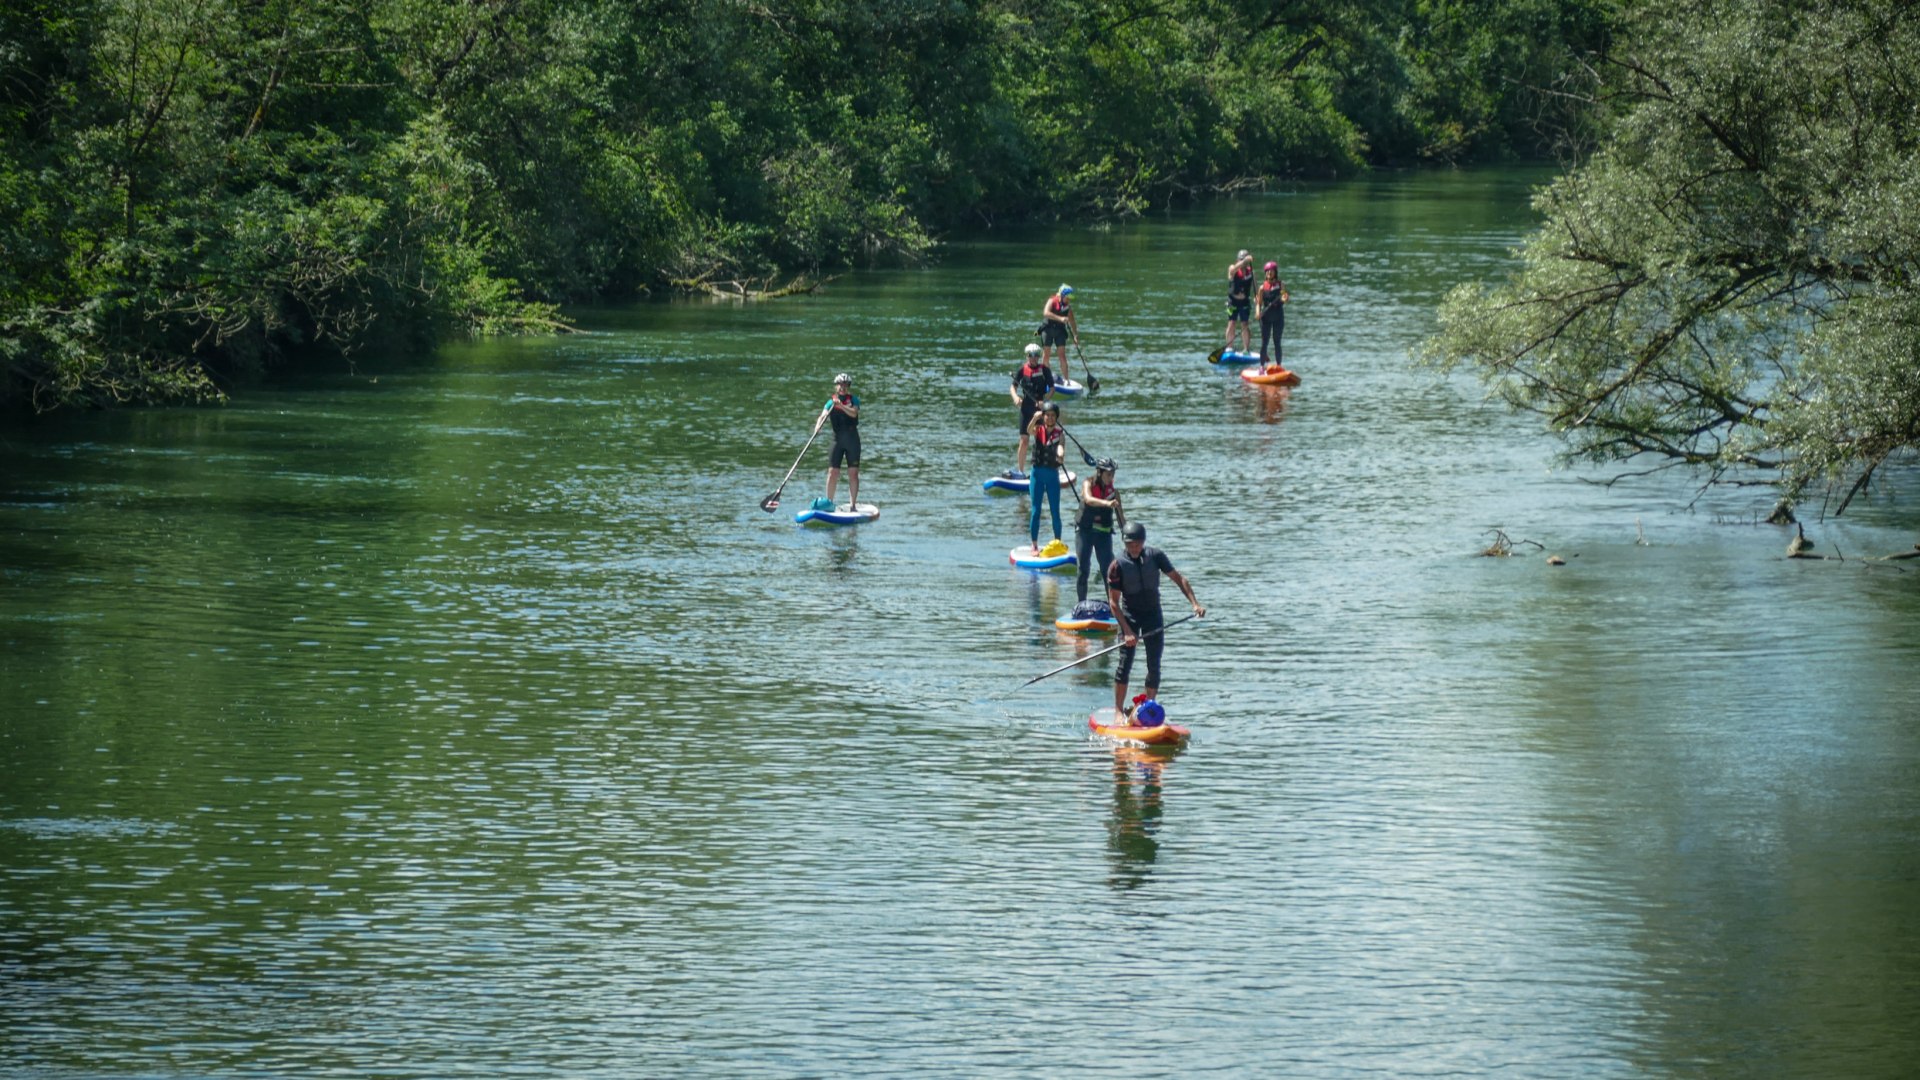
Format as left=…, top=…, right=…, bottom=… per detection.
left=1019, top=613, right=1199, bottom=688
left=761, top=424, right=824, bottom=510
left=1071, top=335, right=1100, bottom=393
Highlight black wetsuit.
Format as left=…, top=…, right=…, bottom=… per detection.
left=825, top=394, right=860, bottom=467
left=1258, top=279, right=1286, bottom=360
left=1227, top=268, right=1253, bottom=323
left=1075, top=479, right=1117, bottom=601
left=1012, top=362, right=1054, bottom=433
left=1041, top=296, right=1073, bottom=346
left=1108, top=545, right=1177, bottom=688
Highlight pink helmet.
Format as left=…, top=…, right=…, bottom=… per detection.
left=1264, top=261, right=1278, bottom=272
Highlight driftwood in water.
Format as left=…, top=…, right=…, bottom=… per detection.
left=669, top=270, right=838, bottom=301
left=1477, top=529, right=1544, bottom=557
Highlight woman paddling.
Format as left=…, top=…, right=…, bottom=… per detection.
left=1074, top=457, right=1124, bottom=603
left=1039, top=284, right=1078, bottom=383
left=1026, top=402, right=1066, bottom=553
left=1255, top=262, right=1290, bottom=371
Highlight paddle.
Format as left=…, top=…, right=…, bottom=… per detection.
left=1018, top=613, right=1201, bottom=688
left=1206, top=345, right=1226, bottom=365
left=1057, top=423, right=1100, bottom=469
left=759, top=424, right=824, bottom=512
left=1070, top=334, right=1101, bottom=395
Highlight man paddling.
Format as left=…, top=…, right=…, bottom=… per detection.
left=1107, top=521, right=1204, bottom=723
left=811, top=372, right=861, bottom=509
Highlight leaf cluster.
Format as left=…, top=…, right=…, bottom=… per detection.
left=1426, top=0, right=1920, bottom=514
left=3, top=0, right=1607, bottom=410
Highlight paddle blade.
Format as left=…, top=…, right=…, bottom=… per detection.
left=1206, top=346, right=1225, bottom=365
left=1087, top=374, right=1100, bottom=396
left=759, top=494, right=781, bottom=512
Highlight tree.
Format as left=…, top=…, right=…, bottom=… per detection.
left=1425, top=0, right=1920, bottom=517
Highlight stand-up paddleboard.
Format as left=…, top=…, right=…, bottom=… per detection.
left=1010, top=542, right=1076, bottom=572
left=794, top=503, right=881, bottom=527
left=1240, top=365, right=1301, bottom=386
left=1089, top=706, right=1189, bottom=745
left=1055, top=599, right=1118, bottom=633
left=982, top=469, right=1077, bottom=494
left=1211, top=349, right=1264, bottom=365
left=1052, top=377, right=1087, bottom=398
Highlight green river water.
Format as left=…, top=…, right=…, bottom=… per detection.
left=3, top=168, right=1919, bottom=1077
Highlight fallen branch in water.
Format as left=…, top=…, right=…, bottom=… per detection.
left=1478, top=529, right=1545, bottom=557
left=669, top=273, right=838, bottom=300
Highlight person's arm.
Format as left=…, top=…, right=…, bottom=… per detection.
left=1166, top=567, right=1205, bottom=618
left=835, top=395, right=859, bottom=419
left=812, top=401, right=830, bottom=434
left=1107, top=576, right=1134, bottom=644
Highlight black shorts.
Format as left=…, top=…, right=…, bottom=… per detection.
left=831, top=434, right=861, bottom=468
left=1040, top=321, right=1070, bottom=346
left=1018, top=400, right=1040, bottom=433
left=1227, top=301, right=1251, bottom=323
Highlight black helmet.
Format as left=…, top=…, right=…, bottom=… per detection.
left=1122, top=522, right=1146, bottom=542
left=1042, top=402, right=1060, bottom=415
left=1095, top=457, right=1116, bottom=473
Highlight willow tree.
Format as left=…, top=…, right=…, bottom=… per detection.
left=1426, top=0, right=1920, bottom=518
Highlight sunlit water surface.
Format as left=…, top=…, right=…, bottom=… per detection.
left=4, top=170, right=1919, bottom=1078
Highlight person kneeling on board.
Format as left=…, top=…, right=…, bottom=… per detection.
left=1107, top=521, right=1205, bottom=723
left=811, top=372, right=861, bottom=509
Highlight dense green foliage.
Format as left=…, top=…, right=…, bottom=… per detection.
left=3, top=0, right=1606, bottom=411
left=1428, top=0, right=1920, bottom=515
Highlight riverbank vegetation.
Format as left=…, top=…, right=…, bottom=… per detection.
left=1428, top=0, right=1920, bottom=517
left=3, top=0, right=1607, bottom=412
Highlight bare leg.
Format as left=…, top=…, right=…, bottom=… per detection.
left=825, top=466, right=840, bottom=502
left=847, top=467, right=859, bottom=508
left=1015, top=433, right=1028, bottom=473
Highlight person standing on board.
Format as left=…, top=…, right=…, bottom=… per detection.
left=1225, top=250, right=1255, bottom=355
left=1027, top=402, right=1067, bottom=554
left=810, top=372, right=861, bottom=509
left=1007, top=342, right=1054, bottom=477
left=1107, top=521, right=1205, bottom=723
left=1039, top=284, right=1078, bottom=383
left=1255, top=261, right=1290, bottom=370
left=1074, top=457, right=1124, bottom=603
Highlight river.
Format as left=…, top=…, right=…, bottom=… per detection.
left=3, top=168, right=1918, bottom=1077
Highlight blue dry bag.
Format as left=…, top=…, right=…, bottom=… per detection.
left=1135, top=699, right=1166, bottom=727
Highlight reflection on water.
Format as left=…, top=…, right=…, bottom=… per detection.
left=1106, top=744, right=1177, bottom=892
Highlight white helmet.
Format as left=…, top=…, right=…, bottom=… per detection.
left=1025, top=343, right=1042, bottom=358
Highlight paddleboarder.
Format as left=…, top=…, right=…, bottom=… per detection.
left=1256, top=261, right=1290, bottom=369
left=1107, top=521, right=1205, bottom=723
left=1074, top=457, right=1124, bottom=603
left=1027, top=402, right=1066, bottom=554
left=1039, top=284, right=1078, bottom=383
left=1225, top=250, right=1255, bottom=356
left=810, top=372, right=861, bottom=510
left=1007, top=342, right=1054, bottom=477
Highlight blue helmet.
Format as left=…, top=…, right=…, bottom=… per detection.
left=1059, top=284, right=1074, bottom=296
